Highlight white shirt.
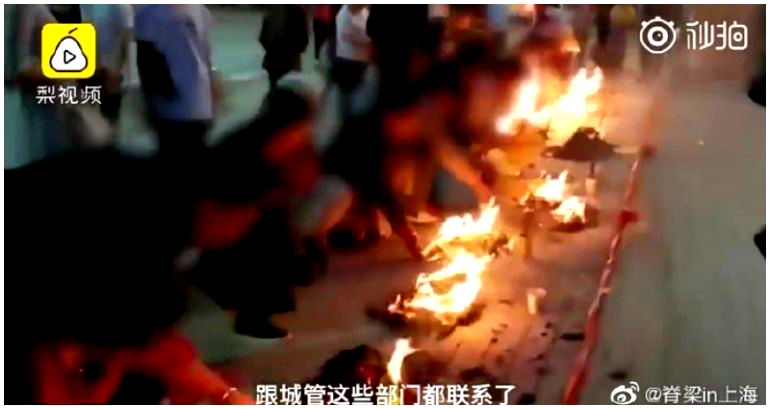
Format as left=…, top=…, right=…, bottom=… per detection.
left=134, top=5, right=213, bottom=121
left=335, top=6, right=371, bottom=62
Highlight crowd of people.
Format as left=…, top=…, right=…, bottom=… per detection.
left=5, top=4, right=688, bottom=404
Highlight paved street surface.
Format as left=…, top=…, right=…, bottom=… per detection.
left=579, top=78, right=765, bottom=404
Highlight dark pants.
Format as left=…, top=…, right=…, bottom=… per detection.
left=313, top=20, right=332, bottom=59
left=191, top=210, right=314, bottom=319
left=331, top=57, right=368, bottom=114
left=149, top=118, right=210, bottom=172
left=100, top=93, right=123, bottom=126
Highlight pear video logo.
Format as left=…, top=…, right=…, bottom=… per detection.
left=41, top=23, right=96, bottom=79
left=50, top=28, right=87, bottom=72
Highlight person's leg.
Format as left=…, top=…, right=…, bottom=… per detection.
left=331, top=58, right=352, bottom=114
left=332, top=58, right=369, bottom=114
left=327, top=195, right=380, bottom=248
left=291, top=175, right=355, bottom=238
left=312, top=20, right=330, bottom=59
left=263, top=51, right=280, bottom=91
left=640, top=50, right=665, bottom=80
left=99, top=92, right=123, bottom=127
left=150, top=119, right=209, bottom=179
left=290, top=177, right=354, bottom=279
left=405, top=156, right=437, bottom=218
left=151, top=119, right=208, bottom=158
left=191, top=226, right=294, bottom=339
left=265, top=52, right=302, bottom=91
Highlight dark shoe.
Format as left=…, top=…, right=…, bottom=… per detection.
left=234, top=315, right=289, bottom=339
left=755, top=226, right=765, bottom=257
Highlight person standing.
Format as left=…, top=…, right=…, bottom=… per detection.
left=594, top=5, right=639, bottom=80
left=332, top=5, right=371, bottom=114
left=8, top=5, right=66, bottom=167
left=639, top=5, right=683, bottom=80
left=366, top=5, right=433, bottom=103
left=311, top=5, right=339, bottom=63
left=260, top=5, right=309, bottom=90
left=567, top=5, right=596, bottom=68
left=80, top=5, right=133, bottom=128
left=134, top=5, right=214, bottom=163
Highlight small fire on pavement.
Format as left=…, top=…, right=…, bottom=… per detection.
left=387, top=199, right=514, bottom=327
left=382, top=200, right=517, bottom=399
left=421, top=199, right=502, bottom=259
left=521, top=170, right=593, bottom=231
left=551, top=195, right=587, bottom=225
left=529, top=170, right=570, bottom=205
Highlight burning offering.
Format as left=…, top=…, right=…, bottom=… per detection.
left=530, top=170, right=570, bottom=205
left=422, top=199, right=505, bottom=259
left=497, top=68, right=604, bottom=145
left=388, top=251, right=490, bottom=325
left=519, top=170, right=597, bottom=233
left=550, top=195, right=598, bottom=232
left=542, top=127, right=616, bottom=162
left=386, top=200, right=514, bottom=327
left=552, top=196, right=587, bottom=225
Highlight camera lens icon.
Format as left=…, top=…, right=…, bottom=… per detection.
left=640, top=16, right=677, bottom=54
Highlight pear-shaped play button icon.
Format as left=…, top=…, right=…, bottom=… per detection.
left=50, top=30, right=88, bottom=72
left=63, top=50, right=76, bottom=64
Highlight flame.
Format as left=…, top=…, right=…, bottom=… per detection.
left=387, top=338, right=417, bottom=384
left=531, top=170, right=570, bottom=204
left=495, top=71, right=549, bottom=134
left=389, top=199, right=508, bottom=325
left=551, top=195, right=587, bottom=224
left=391, top=251, right=491, bottom=325
left=496, top=68, right=603, bottom=143
left=423, top=199, right=500, bottom=255
left=546, top=68, right=604, bottom=144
